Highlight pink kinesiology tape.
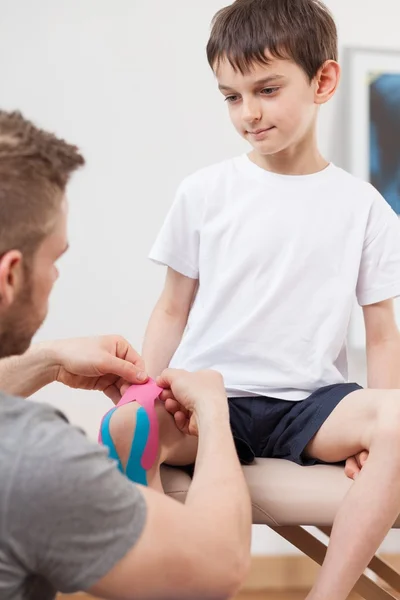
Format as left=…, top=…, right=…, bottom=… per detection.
left=99, top=378, right=162, bottom=470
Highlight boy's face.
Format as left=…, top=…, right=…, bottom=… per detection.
left=216, top=55, right=320, bottom=157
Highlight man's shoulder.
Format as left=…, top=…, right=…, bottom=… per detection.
left=1, top=392, right=143, bottom=524
left=0, top=391, right=70, bottom=441
left=0, top=393, right=147, bottom=596
left=0, top=393, right=87, bottom=518
left=0, top=392, right=103, bottom=489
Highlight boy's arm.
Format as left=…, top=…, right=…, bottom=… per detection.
left=363, top=298, right=400, bottom=388
left=142, top=267, right=198, bottom=378
left=345, top=298, right=400, bottom=479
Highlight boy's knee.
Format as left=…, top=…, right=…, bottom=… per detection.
left=106, top=401, right=165, bottom=491
left=109, top=403, right=140, bottom=469
left=108, top=400, right=171, bottom=467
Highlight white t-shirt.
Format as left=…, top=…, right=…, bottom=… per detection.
left=149, top=155, right=400, bottom=400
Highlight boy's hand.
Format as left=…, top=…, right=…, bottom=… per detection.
left=345, top=450, right=369, bottom=480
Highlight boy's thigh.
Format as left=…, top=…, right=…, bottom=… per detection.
left=305, top=388, right=400, bottom=463
left=164, top=433, right=198, bottom=467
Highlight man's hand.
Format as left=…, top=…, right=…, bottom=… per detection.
left=51, top=335, right=148, bottom=403
left=156, top=368, right=227, bottom=436
left=345, top=450, right=369, bottom=480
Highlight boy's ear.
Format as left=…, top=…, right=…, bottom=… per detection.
left=314, top=60, right=341, bottom=105
left=0, top=250, right=24, bottom=308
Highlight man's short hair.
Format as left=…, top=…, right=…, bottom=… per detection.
left=0, top=111, right=84, bottom=261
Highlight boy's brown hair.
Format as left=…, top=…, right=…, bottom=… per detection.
left=0, top=111, right=84, bottom=262
left=206, top=0, right=338, bottom=81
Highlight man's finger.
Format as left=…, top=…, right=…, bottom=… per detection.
left=116, top=338, right=146, bottom=372
left=157, top=368, right=185, bottom=389
left=164, top=397, right=190, bottom=417
left=159, top=389, right=174, bottom=402
left=119, top=382, right=131, bottom=396
left=103, top=356, right=148, bottom=384
left=156, top=369, right=175, bottom=389
left=165, top=398, right=181, bottom=415
left=167, top=398, right=190, bottom=419
left=174, top=411, right=189, bottom=434
left=103, top=383, right=123, bottom=404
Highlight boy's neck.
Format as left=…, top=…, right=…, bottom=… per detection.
left=248, top=130, right=329, bottom=176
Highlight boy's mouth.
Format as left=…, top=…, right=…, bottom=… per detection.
left=247, top=126, right=276, bottom=137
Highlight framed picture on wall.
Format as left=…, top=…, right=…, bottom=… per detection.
left=347, top=47, right=400, bottom=214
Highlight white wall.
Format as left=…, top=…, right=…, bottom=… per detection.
left=0, top=0, right=399, bottom=555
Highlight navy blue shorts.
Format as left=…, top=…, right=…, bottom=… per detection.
left=229, top=383, right=363, bottom=466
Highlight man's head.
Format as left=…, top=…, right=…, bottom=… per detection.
left=0, top=111, right=84, bottom=358
left=207, top=0, right=340, bottom=157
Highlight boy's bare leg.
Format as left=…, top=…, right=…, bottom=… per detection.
left=109, top=400, right=198, bottom=492
left=304, top=388, right=400, bottom=600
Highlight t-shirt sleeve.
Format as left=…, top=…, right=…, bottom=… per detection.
left=6, top=405, right=147, bottom=594
left=357, top=191, right=400, bottom=306
left=149, top=177, right=205, bottom=279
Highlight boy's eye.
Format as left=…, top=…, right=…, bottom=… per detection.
left=261, top=87, right=279, bottom=96
left=225, top=95, right=239, bottom=103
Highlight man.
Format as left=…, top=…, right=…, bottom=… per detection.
left=0, top=110, right=251, bottom=600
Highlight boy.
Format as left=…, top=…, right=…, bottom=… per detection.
left=110, top=1, right=400, bottom=598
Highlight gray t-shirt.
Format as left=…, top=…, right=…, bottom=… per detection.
left=0, top=391, right=147, bottom=600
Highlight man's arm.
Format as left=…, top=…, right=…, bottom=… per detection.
left=363, top=298, right=400, bottom=388
left=142, top=267, right=198, bottom=378
left=88, top=370, right=252, bottom=600
left=0, top=335, right=147, bottom=400
left=19, top=370, right=251, bottom=600
left=0, top=343, right=58, bottom=396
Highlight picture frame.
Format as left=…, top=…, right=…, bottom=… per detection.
left=346, top=47, right=400, bottom=214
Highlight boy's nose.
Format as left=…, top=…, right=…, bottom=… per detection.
left=241, top=99, right=262, bottom=124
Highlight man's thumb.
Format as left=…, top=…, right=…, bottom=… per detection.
left=107, top=356, right=148, bottom=384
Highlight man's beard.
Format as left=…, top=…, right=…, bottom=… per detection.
left=0, top=277, right=45, bottom=359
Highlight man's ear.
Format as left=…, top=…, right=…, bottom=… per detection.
left=0, top=250, right=24, bottom=308
left=314, top=60, right=341, bottom=105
